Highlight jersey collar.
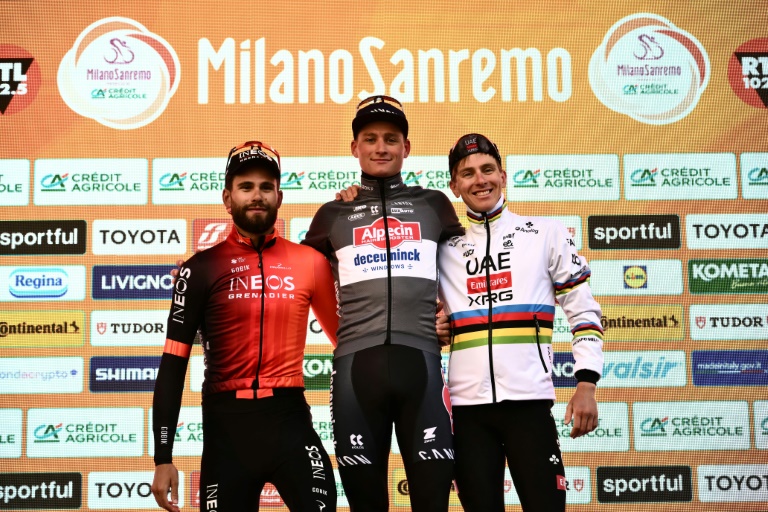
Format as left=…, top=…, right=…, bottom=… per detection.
left=358, top=172, right=406, bottom=197
left=466, top=196, right=506, bottom=225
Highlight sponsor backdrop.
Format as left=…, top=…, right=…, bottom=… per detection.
left=0, top=1, right=766, bottom=510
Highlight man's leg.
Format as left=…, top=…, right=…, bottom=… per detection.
left=391, top=346, right=454, bottom=512
left=332, top=348, right=393, bottom=511
left=452, top=403, right=507, bottom=512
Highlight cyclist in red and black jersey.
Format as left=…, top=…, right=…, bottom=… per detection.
left=151, top=142, right=339, bottom=512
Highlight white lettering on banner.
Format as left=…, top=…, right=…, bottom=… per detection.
left=198, top=37, right=572, bottom=104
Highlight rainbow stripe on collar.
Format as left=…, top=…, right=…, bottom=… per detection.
left=467, top=201, right=507, bottom=224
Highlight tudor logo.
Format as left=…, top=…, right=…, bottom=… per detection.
left=353, top=217, right=421, bottom=249
left=97, top=322, right=107, bottom=334
left=696, top=316, right=706, bottom=329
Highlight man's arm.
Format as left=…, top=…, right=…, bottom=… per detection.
left=151, top=260, right=206, bottom=510
left=309, top=248, right=339, bottom=347
left=547, top=221, right=604, bottom=438
left=301, top=203, right=339, bottom=259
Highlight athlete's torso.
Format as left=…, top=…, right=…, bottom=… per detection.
left=302, top=173, right=463, bottom=357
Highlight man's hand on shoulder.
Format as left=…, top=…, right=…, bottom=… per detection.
left=335, top=184, right=360, bottom=202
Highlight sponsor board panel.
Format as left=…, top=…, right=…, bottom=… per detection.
left=152, top=158, right=225, bottom=204
left=0, top=357, right=83, bottom=394
left=90, top=309, right=167, bottom=346
left=306, top=309, right=335, bottom=346
left=601, top=304, right=684, bottom=341
left=0, top=472, right=82, bottom=509
left=633, top=400, right=750, bottom=451
left=588, top=214, right=680, bottom=250
left=0, top=310, right=84, bottom=347
left=192, top=218, right=233, bottom=251
left=590, top=259, right=682, bottom=295
left=0, top=220, right=86, bottom=255
left=89, top=356, right=161, bottom=392
left=697, top=464, right=768, bottom=503
left=741, top=153, right=768, bottom=200
left=277, top=157, right=361, bottom=204
left=0, top=159, right=30, bottom=206
left=0, top=265, right=86, bottom=302
left=597, top=465, right=692, bottom=503
left=692, top=350, right=768, bottom=387
left=688, top=258, right=768, bottom=294
left=686, top=214, right=768, bottom=250
left=624, top=153, right=737, bottom=200
left=92, top=219, right=186, bottom=255
left=190, top=356, right=204, bottom=392
left=506, top=154, right=620, bottom=201
left=304, top=353, right=333, bottom=391
left=552, top=306, right=574, bottom=343
left=0, top=409, right=22, bottom=458
left=552, top=351, right=685, bottom=388
left=553, top=402, right=629, bottom=452
left=26, top=407, right=144, bottom=458
left=34, top=159, right=148, bottom=205
left=755, top=401, right=768, bottom=450
left=148, top=407, right=203, bottom=457
left=88, top=471, right=184, bottom=509
left=92, top=265, right=176, bottom=300
left=289, top=217, right=313, bottom=244
left=399, top=156, right=454, bottom=200
left=310, top=405, right=334, bottom=456
left=689, top=303, right=768, bottom=341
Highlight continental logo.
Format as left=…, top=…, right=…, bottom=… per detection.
left=0, top=310, right=84, bottom=347
left=688, top=258, right=768, bottom=294
left=601, top=305, right=683, bottom=341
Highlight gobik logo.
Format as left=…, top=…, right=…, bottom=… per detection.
left=728, top=38, right=768, bottom=109
left=0, top=44, right=41, bottom=115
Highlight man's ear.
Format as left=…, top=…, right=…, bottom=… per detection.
left=448, top=177, right=460, bottom=198
left=351, top=139, right=359, bottom=158
left=222, top=188, right=232, bottom=212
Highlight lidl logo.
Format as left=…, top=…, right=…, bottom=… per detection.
left=623, top=265, right=647, bottom=289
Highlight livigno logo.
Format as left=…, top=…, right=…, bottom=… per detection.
left=589, top=13, right=710, bottom=124
left=57, top=17, right=180, bottom=129
left=689, top=259, right=768, bottom=294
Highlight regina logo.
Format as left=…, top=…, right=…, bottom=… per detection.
left=353, top=217, right=421, bottom=249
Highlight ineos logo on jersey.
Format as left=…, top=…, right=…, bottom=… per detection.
left=589, top=215, right=680, bottom=249
left=353, top=217, right=421, bottom=249
left=229, top=274, right=295, bottom=291
left=0, top=220, right=86, bottom=255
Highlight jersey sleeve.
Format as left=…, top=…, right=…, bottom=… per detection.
left=309, top=248, right=339, bottom=347
left=152, top=258, right=208, bottom=465
left=430, top=190, right=464, bottom=241
left=546, top=221, right=604, bottom=380
left=301, top=202, right=339, bottom=259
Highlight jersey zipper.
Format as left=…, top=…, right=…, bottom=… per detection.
left=534, top=314, right=548, bottom=373
left=254, top=247, right=266, bottom=389
left=483, top=214, right=497, bottom=403
left=379, top=185, right=392, bottom=344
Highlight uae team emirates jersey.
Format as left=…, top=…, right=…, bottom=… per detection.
left=152, top=226, right=339, bottom=463
left=302, top=172, right=464, bottom=357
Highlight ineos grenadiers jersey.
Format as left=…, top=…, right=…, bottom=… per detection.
left=438, top=197, right=604, bottom=406
left=152, top=227, right=338, bottom=464
left=302, top=172, right=464, bottom=357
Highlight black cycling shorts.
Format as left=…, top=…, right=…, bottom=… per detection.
left=199, top=389, right=336, bottom=511
left=330, top=344, right=454, bottom=512
left=453, top=399, right=566, bottom=512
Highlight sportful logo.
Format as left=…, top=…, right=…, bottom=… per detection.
left=353, top=217, right=421, bottom=249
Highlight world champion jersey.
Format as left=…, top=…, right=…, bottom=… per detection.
left=438, top=197, right=604, bottom=406
left=302, top=172, right=464, bottom=357
left=152, top=226, right=338, bottom=464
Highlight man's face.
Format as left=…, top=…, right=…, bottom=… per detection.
left=351, top=121, right=411, bottom=178
left=449, top=153, right=507, bottom=213
left=222, top=167, right=283, bottom=238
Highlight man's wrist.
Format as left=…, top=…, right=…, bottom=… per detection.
left=575, top=369, right=599, bottom=384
